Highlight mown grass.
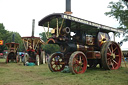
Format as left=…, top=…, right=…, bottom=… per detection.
left=0, top=58, right=128, bottom=85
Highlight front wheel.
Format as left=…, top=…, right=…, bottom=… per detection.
left=69, top=51, right=87, bottom=74
left=48, top=52, right=65, bottom=72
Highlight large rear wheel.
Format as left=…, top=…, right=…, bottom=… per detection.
left=69, top=51, right=87, bottom=74
left=48, top=52, right=65, bottom=72
left=101, top=41, right=122, bottom=70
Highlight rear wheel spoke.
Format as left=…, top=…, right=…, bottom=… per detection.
left=113, top=47, right=117, bottom=53
left=115, top=55, right=119, bottom=57
left=108, top=47, right=112, bottom=53
left=107, top=53, right=111, bottom=56
left=111, top=45, right=114, bottom=53
left=112, top=59, right=118, bottom=65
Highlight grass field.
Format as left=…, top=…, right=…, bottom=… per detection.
left=0, top=58, right=128, bottom=85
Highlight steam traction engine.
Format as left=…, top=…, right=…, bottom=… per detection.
left=22, top=37, right=44, bottom=66
left=39, top=13, right=123, bottom=74
left=6, top=34, right=20, bottom=63
left=22, top=19, right=45, bottom=66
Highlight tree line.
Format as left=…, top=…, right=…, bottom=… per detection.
left=0, top=23, right=24, bottom=53
left=105, top=0, right=128, bottom=42
left=0, top=23, right=59, bottom=54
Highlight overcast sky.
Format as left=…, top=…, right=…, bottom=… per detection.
left=1, top=0, right=127, bottom=49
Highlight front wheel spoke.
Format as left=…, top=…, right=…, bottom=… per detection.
left=60, top=65, right=62, bottom=68
left=79, top=66, right=82, bottom=71
left=54, top=65, right=58, bottom=70
left=52, top=59, right=55, bottom=62
left=111, top=63, right=114, bottom=69
left=73, top=58, right=77, bottom=63
left=75, top=60, right=79, bottom=65
left=74, top=64, right=78, bottom=71
left=57, top=65, right=60, bottom=69
left=77, top=65, right=82, bottom=72
left=57, top=65, right=60, bottom=70
left=51, top=61, right=55, bottom=65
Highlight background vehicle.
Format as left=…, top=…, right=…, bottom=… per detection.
left=22, top=19, right=45, bottom=66
left=5, top=34, right=20, bottom=63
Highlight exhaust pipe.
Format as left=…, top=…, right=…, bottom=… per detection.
left=64, top=0, right=72, bottom=14
left=12, top=33, right=15, bottom=42
left=32, top=19, right=35, bottom=37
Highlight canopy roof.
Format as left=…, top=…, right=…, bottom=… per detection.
left=39, top=13, right=123, bottom=33
left=6, top=42, right=19, bottom=46
left=6, top=42, right=19, bottom=49
left=21, top=36, right=44, bottom=50
left=21, top=36, right=44, bottom=44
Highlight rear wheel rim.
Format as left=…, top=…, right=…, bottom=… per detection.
left=101, top=42, right=121, bottom=70
left=106, top=42, right=121, bottom=69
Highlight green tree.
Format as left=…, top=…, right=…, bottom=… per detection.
left=39, top=32, right=48, bottom=42
left=105, top=1, right=128, bottom=42
left=0, top=23, right=24, bottom=52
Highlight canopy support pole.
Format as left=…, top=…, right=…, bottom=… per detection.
left=47, top=22, right=50, bottom=38
left=56, top=18, right=59, bottom=37
left=59, top=19, right=64, bottom=35
left=43, top=26, right=48, bottom=39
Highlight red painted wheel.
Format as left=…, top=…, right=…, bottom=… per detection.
left=101, top=41, right=122, bottom=70
left=69, top=51, right=87, bottom=74
left=48, top=52, right=65, bottom=72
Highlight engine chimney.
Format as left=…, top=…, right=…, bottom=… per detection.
left=32, top=19, right=35, bottom=37
left=12, top=33, right=15, bottom=42
left=64, top=0, right=72, bottom=14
